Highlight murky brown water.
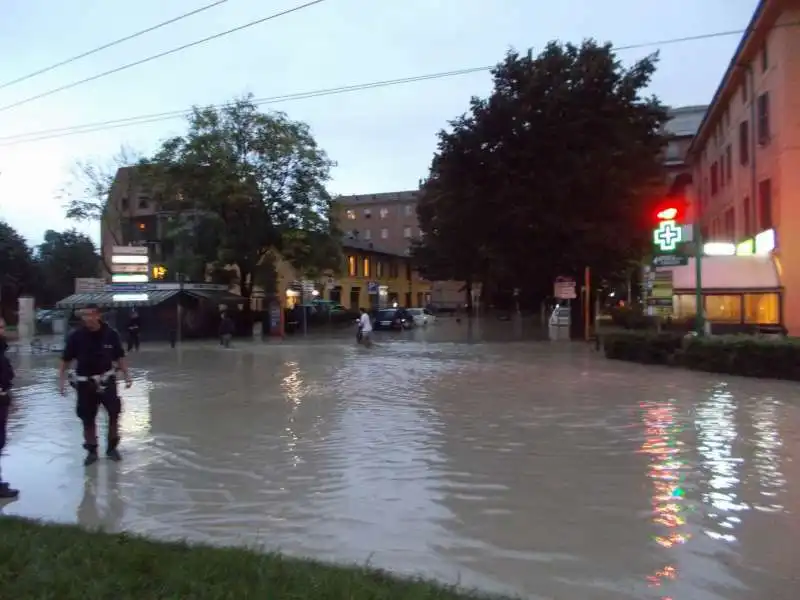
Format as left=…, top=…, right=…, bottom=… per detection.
left=2, top=319, right=799, bottom=599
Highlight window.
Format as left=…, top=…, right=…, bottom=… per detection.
left=720, top=158, right=725, bottom=187
left=743, top=196, right=753, bottom=237
left=363, top=229, right=371, bottom=240
left=120, top=197, right=129, bottom=210
left=744, top=293, right=779, bottom=324
left=376, top=261, right=384, bottom=278
left=138, top=197, right=149, bottom=209
left=347, top=255, right=356, bottom=277
left=345, top=209, right=356, bottom=220
left=362, top=257, right=370, bottom=278
left=739, top=121, right=749, bottom=165
left=710, top=162, right=719, bottom=195
left=761, top=42, right=768, bottom=72
left=674, top=295, right=696, bottom=319
left=725, top=145, right=732, bottom=181
left=363, top=208, right=371, bottom=219
left=758, top=178, right=772, bottom=230
left=380, top=228, right=388, bottom=239
left=349, top=286, right=360, bottom=309
left=379, top=207, right=389, bottom=219
left=403, top=227, right=412, bottom=238
left=757, top=92, right=770, bottom=144
left=724, top=207, right=735, bottom=241
left=389, top=261, right=399, bottom=279
left=705, top=295, right=741, bottom=322
left=404, top=204, right=414, bottom=216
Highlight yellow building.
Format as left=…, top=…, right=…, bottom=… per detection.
left=276, top=239, right=431, bottom=310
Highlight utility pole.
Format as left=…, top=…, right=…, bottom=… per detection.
left=694, top=226, right=705, bottom=335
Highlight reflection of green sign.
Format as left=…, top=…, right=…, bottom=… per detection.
left=653, top=220, right=682, bottom=252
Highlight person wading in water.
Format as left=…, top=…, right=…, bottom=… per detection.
left=58, top=304, right=132, bottom=466
left=126, top=309, right=141, bottom=352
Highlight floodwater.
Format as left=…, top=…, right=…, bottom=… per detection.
left=1, top=318, right=799, bottom=599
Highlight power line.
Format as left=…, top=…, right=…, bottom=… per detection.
left=0, top=0, right=230, bottom=92
left=0, top=0, right=327, bottom=114
left=0, top=27, right=747, bottom=147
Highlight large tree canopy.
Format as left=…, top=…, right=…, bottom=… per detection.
left=0, top=221, right=35, bottom=318
left=35, top=229, right=99, bottom=306
left=414, top=40, right=669, bottom=303
left=139, top=95, right=341, bottom=303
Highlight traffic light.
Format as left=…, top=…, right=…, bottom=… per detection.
left=152, top=265, right=167, bottom=280
left=656, top=207, right=679, bottom=221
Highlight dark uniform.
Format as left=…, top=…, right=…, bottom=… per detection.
left=0, top=335, right=18, bottom=498
left=62, top=321, right=125, bottom=465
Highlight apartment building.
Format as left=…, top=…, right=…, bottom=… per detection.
left=333, top=191, right=421, bottom=255
left=663, top=105, right=707, bottom=195
left=687, top=0, right=800, bottom=333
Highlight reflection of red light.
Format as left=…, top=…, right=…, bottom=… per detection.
left=657, top=207, right=678, bottom=220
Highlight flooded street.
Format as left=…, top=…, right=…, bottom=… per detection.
left=1, top=319, right=799, bottom=599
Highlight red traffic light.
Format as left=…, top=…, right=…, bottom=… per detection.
left=656, top=207, right=678, bottom=221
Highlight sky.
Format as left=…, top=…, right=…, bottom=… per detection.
left=0, top=0, right=759, bottom=246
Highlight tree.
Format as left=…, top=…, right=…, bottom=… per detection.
left=0, top=221, right=36, bottom=321
left=414, top=41, right=669, bottom=307
left=35, top=229, right=100, bottom=306
left=60, top=145, right=142, bottom=273
left=139, top=95, right=340, bottom=313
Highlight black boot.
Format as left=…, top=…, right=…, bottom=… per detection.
left=83, top=443, right=99, bottom=466
left=0, top=482, right=19, bottom=499
left=106, top=437, right=121, bottom=462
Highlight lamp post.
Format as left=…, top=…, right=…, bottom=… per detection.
left=694, top=224, right=705, bottom=336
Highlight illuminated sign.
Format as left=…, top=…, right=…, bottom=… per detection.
left=755, top=229, right=775, bottom=255
left=653, top=220, right=682, bottom=252
left=736, top=239, right=754, bottom=256
left=656, top=207, right=679, bottom=221
left=704, top=242, right=735, bottom=256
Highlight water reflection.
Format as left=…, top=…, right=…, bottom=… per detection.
left=750, top=397, right=786, bottom=512
left=640, top=399, right=689, bottom=595
left=696, top=384, right=747, bottom=543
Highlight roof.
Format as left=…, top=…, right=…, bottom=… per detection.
left=665, top=255, right=780, bottom=291
left=687, top=0, right=777, bottom=156
left=334, top=190, right=419, bottom=206
left=57, top=290, right=180, bottom=308
left=342, top=238, right=407, bottom=257
left=663, top=106, right=708, bottom=137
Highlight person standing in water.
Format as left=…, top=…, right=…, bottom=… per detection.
left=0, top=319, right=19, bottom=499
left=357, top=307, right=373, bottom=347
left=58, top=305, right=132, bottom=466
left=126, top=309, right=141, bottom=352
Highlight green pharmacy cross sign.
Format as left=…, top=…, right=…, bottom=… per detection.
left=653, top=220, right=682, bottom=252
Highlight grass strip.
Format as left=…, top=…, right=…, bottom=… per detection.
left=0, top=516, right=508, bottom=599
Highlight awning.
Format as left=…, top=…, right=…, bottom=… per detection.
left=667, top=256, right=781, bottom=291
left=56, top=290, right=180, bottom=308
left=185, top=289, right=244, bottom=305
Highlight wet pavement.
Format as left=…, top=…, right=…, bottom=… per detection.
left=1, top=318, right=799, bottom=599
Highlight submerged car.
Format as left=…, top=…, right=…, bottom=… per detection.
left=407, top=307, right=436, bottom=326
left=372, top=308, right=414, bottom=331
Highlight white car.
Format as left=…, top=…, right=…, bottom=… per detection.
left=407, top=308, right=436, bottom=327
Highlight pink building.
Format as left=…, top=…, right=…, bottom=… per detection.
left=687, top=0, right=800, bottom=333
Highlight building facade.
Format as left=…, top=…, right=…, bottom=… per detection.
left=333, top=191, right=421, bottom=255
left=686, top=0, right=800, bottom=333
left=663, top=105, right=707, bottom=196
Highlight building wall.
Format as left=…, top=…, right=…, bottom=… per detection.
left=688, top=0, right=800, bottom=333
left=333, top=191, right=420, bottom=255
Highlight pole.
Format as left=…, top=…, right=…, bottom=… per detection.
left=301, top=287, right=307, bottom=336
left=176, top=272, right=183, bottom=344
left=584, top=266, right=591, bottom=341
left=694, top=225, right=705, bottom=335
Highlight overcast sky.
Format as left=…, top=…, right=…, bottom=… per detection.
left=0, top=0, right=758, bottom=245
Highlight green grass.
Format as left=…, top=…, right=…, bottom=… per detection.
left=0, top=517, right=508, bottom=600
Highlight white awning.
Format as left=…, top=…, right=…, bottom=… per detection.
left=663, top=256, right=780, bottom=291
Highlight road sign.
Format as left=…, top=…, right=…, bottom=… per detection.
left=74, top=277, right=105, bottom=293
left=653, top=220, right=682, bottom=252
left=110, top=283, right=149, bottom=292
left=112, top=245, right=148, bottom=255
left=113, top=264, right=149, bottom=274
left=554, top=277, right=576, bottom=299
left=652, top=255, right=689, bottom=267
left=367, top=281, right=379, bottom=294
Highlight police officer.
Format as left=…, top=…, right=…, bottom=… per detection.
left=58, top=304, right=132, bottom=466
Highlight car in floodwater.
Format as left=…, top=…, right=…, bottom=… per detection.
left=406, top=307, right=436, bottom=327
left=372, top=308, right=414, bottom=331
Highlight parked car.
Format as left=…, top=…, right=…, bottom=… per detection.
left=407, top=307, right=436, bottom=327
left=372, top=308, right=414, bottom=331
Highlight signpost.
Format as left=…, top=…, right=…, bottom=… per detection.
left=554, top=277, right=576, bottom=299
left=111, top=246, right=150, bottom=299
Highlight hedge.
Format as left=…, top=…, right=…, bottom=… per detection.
left=601, top=331, right=800, bottom=381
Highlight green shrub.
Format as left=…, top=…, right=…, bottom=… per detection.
left=681, top=335, right=800, bottom=380
left=602, top=331, right=685, bottom=364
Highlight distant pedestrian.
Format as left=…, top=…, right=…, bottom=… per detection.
left=126, top=309, right=141, bottom=352
left=357, top=307, right=373, bottom=347
left=58, top=304, right=132, bottom=466
left=219, top=312, right=234, bottom=348
left=0, top=319, right=19, bottom=499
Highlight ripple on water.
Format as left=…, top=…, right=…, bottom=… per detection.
left=1, top=339, right=799, bottom=599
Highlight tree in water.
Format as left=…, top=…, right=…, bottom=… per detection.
left=139, top=95, right=341, bottom=318
left=414, top=40, right=669, bottom=312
